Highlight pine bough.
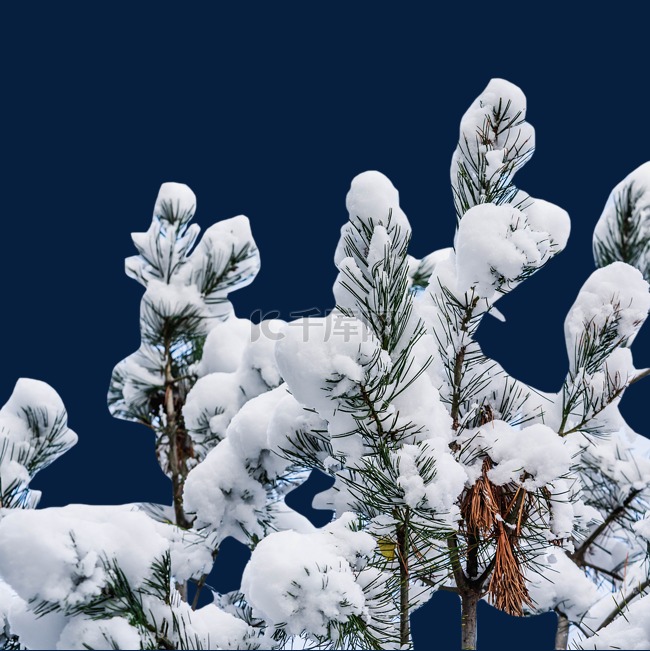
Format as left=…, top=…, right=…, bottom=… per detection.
left=0, top=80, right=648, bottom=651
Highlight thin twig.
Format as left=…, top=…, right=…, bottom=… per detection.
left=597, top=576, right=650, bottom=631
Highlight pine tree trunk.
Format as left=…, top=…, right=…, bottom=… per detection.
left=163, top=338, right=191, bottom=603
left=397, top=513, right=411, bottom=648
left=163, top=337, right=192, bottom=531
left=460, top=591, right=479, bottom=650
left=554, top=611, right=570, bottom=650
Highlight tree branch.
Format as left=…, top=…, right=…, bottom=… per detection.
left=597, top=576, right=650, bottom=631
left=570, top=488, right=641, bottom=566
left=630, top=367, right=650, bottom=385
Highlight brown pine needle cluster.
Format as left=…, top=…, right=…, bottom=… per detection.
left=460, top=457, right=534, bottom=616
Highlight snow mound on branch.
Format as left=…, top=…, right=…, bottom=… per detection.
left=241, top=513, right=374, bottom=637
left=238, top=319, right=285, bottom=392
left=227, top=385, right=295, bottom=479
left=0, top=504, right=212, bottom=610
left=275, top=313, right=399, bottom=461
left=275, top=314, right=391, bottom=418
left=464, top=421, right=572, bottom=490
left=344, top=171, right=409, bottom=236
left=184, top=383, right=315, bottom=545
left=633, top=513, right=650, bottom=542
left=594, top=161, right=650, bottom=280
left=189, top=603, right=253, bottom=650
left=585, top=429, right=650, bottom=493
left=394, top=443, right=467, bottom=515
left=183, top=438, right=267, bottom=544
left=142, top=278, right=203, bottom=321
left=0, top=379, right=77, bottom=509
left=182, top=371, right=243, bottom=452
left=183, top=318, right=285, bottom=461
left=8, top=604, right=67, bottom=650
left=455, top=200, right=569, bottom=299
left=197, top=317, right=252, bottom=375
left=56, top=617, right=141, bottom=651
left=266, top=390, right=329, bottom=462
left=564, top=262, right=650, bottom=357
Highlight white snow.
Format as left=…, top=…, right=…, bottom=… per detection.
left=8, top=603, right=67, bottom=650
left=564, top=262, right=650, bottom=365
left=241, top=514, right=373, bottom=638
left=227, top=385, right=293, bottom=479
left=633, top=513, right=650, bottom=542
left=484, top=421, right=572, bottom=489
left=143, top=278, right=203, bottom=322
left=182, top=371, right=244, bottom=452
left=197, top=317, right=252, bottom=375
left=342, top=171, right=410, bottom=243
left=454, top=200, right=569, bottom=299
left=525, top=548, right=599, bottom=621
left=189, top=602, right=253, bottom=649
left=266, top=391, right=329, bottom=463
left=0, top=504, right=212, bottom=609
left=183, top=318, right=286, bottom=461
left=394, top=443, right=467, bottom=515
left=580, top=593, right=650, bottom=649
left=56, top=617, right=142, bottom=651
left=0, top=379, right=77, bottom=508
left=275, top=314, right=390, bottom=420
left=153, top=182, right=196, bottom=221
left=183, top=437, right=267, bottom=544
left=594, top=161, right=650, bottom=278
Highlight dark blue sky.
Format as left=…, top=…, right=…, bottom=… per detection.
left=1, top=5, right=648, bottom=649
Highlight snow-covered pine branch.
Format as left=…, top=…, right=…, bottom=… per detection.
left=528, top=165, right=650, bottom=651
left=0, top=504, right=254, bottom=650
left=108, top=182, right=260, bottom=529
left=0, top=379, right=76, bottom=511
left=236, top=81, right=649, bottom=651
left=229, top=171, right=462, bottom=649
left=593, top=162, right=650, bottom=282
left=450, top=78, right=534, bottom=221
left=0, top=379, right=77, bottom=649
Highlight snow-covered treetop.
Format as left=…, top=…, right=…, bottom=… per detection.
left=451, top=78, right=535, bottom=220
left=109, top=180, right=260, bottom=446
left=594, top=161, right=650, bottom=282
left=109, top=181, right=264, bottom=529
left=126, top=181, right=260, bottom=323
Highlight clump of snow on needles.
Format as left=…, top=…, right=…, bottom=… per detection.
left=0, top=504, right=212, bottom=610
left=153, top=181, right=196, bottom=222
left=564, top=261, right=650, bottom=353
left=455, top=200, right=569, bottom=299
left=241, top=513, right=374, bottom=639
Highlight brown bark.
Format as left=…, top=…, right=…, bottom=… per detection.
left=554, top=611, right=569, bottom=650
left=460, top=590, right=479, bottom=650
